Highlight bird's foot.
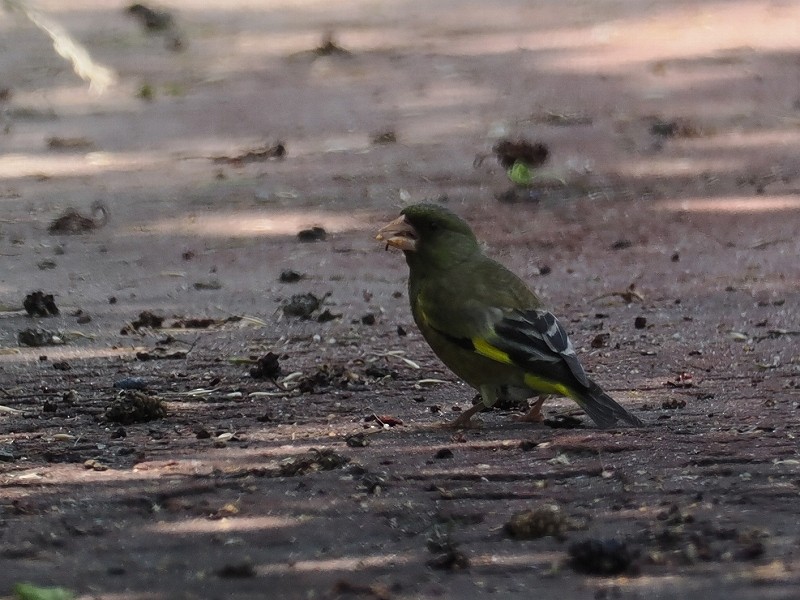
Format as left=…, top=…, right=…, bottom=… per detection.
left=442, top=415, right=482, bottom=429
left=513, top=410, right=545, bottom=424
left=513, top=397, right=546, bottom=424
left=443, top=404, right=485, bottom=429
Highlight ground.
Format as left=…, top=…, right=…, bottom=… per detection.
left=1, top=1, right=800, bottom=598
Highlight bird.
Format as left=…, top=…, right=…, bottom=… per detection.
left=376, top=203, right=644, bottom=429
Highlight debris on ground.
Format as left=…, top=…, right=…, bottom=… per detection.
left=364, top=363, right=395, bottom=379
left=105, top=390, right=166, bottom=424
left=296, top=364, right=365, bottom=393
left=331, top=580, right=392, bottom=600
left=426, top=526, right=470, bottom=571
left=345, top=432, right=370, bottom=447
left=531, top=109, right=593, bottom=126
left=297, top=226, right=327, bottom=242
left=434, top=448, right=453, bottom=459
left=504, top=506, right=580, bottom=540
left=126, top=3, right=183, bottom=51
left=591, top=284, right=645, bottom=304
left=665, top=372, right=694, bottom=388
left=23, top=291, right=59, bottom=317
left=193, top=279, right=222, bottom=290
left=170, top=317, right=218, bottom=329
left=212, top=142, right=285, bottom=165
left=494, top=188, right=541, bottom=203
left=636, top=508, right=770, bottom=566
left=371, top=130, right=397, bottom=145
left=13, top=582, right=75, bottom=600
left=215, top=561, right=256, bottom=579
left=121, top=310, right=164, bottom=334
left=36, top=259, right=57, bottom=270
left=568, top=538, right=637, bottom=576
left=299, top=31, right=353, bottom=59
left=126, top=3, right=174, bottom=31
left=171, top=316, right=241, bottom=328
left=17, top=328, right=64, bottom=347
left=282, top=292, right=330, bottom=319
left=610, top=238, right=633, bottom=250
left=278, top=448, right=350, bottom=476
left=46, top=136, right=94, bottom=151
left=316, top=308, right=341, bottom=322
left=364, top=414, right=403, bottom=427
left=543, top=414, right=584, bottom=429
left=113, top=377, right=150, bottom=390
left=662, top=398, right=687, bottom=409
left=648, top=116, right=705, bottom=138
left=48, top=201, right=108, bottom=234
left=493, top=139, right=550, bottom=170
left=135, top=348, right=188, bottom=361
left=137, top=84, right=155, bottom=101
left=279, top=269, right=304, bottom=283
left=249, top=352, right=282, bottom=379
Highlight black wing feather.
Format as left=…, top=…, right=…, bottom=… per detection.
left=493, top=309, right=590, bottom=388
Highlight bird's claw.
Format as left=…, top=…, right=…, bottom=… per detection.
left=513, top=411, right=545, bottom=424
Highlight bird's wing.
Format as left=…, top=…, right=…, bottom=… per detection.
left=492, top=309, right=590, bottom=388
left=418, top=287, right=590, bottom=390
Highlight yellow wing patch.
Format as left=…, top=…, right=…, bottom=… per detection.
left=522, top=374, right=573, bottom=399
left=472, top=338, right=514, bottom=365
left=473, top=339, right=576, bottom=400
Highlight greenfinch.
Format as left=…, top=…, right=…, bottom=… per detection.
left=377, top=203, right=643, bottom=429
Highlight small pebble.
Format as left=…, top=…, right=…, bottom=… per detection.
left=113, top=377, right=150, bottom=391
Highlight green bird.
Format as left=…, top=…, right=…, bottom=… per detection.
left=376, top=203, right=644, bottom=429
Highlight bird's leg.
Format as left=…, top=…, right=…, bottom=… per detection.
left=444, top=386, right=496, bottom=429
left=515, top=395, right=547, bottom=423
left=445, top=402, right=485, bottom=429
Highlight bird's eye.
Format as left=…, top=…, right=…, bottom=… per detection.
left=429, top=222, right=439, bottom=232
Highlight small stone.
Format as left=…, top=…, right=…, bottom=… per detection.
left=297, top=226, right=327, bottom=242
left=279, top=269, right=303, bottom=283
left=634, top=316, right=647, bottom=329
left=610, top=239, right=633, bottom=250
left=113, top=377, right=150, bottom=391
left=249, top=353, right=282, bottom=379
left=345, top=433, right=369, bottom=447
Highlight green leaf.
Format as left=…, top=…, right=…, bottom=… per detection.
left=14, top=583, right=75, bottom=600
left=507, top=160, right=532, bottom=186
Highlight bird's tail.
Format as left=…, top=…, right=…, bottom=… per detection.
left=571, top=379, right=644, bottom=428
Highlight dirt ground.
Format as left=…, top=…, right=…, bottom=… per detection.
left=1, top=1, right=800, bottom=598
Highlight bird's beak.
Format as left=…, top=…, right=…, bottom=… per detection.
left=376, top=215, right=418, bottom=252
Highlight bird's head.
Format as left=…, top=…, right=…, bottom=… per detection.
left=376, top=203, right=480, bottom=270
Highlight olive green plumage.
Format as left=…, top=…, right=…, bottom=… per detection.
left=390, top=203, right=643, bottom=428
